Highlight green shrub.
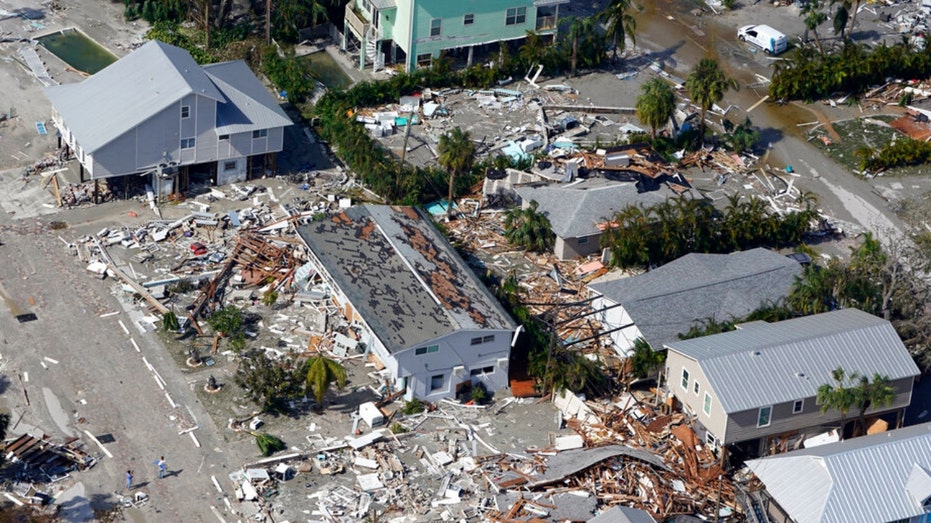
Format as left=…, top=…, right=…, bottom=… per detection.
left=389, top=422, right=410, bottom=434
left=401, top=398, right=425, bottom=415
left=161, top=311, right=180, bottom=332
left=256, top=433, right=286, bottom=456
left=470, top=383, right=489, bottom=404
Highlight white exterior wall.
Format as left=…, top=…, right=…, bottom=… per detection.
left=393, top=329, right=512, bottom=401
left=216, top=157, right=247, bottom=185
left=591, top=295, right=644, bottom=357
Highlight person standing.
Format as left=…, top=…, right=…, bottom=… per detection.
left=125, top=470, right=133, bottom=490
left=156, top=457, right=167, bottom=479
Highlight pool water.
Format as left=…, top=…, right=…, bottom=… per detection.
left=37, top=28, right=117, bottom=75
left=302, top=51, right=352, bottom=90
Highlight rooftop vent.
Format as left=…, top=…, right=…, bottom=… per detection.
left=751, top=350, right=761, bottom=356
left=796, top=372, right=806, bottom=378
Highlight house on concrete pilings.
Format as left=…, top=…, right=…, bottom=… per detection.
left=663, top=308, right=919, bottom=459
left=44, top=40, right=292, bottom=196
left=342, top=0, right=568, bottom=72
left=295, top=204, right=519, bottom=401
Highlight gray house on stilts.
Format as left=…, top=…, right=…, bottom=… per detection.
left=44, top=40, right=292, bottom=195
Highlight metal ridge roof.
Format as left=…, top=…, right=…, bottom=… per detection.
left=665, top=309, right=919, bottom=413
left=747, top=422, right=931, bottom=523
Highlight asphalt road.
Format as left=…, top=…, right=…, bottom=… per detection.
left=0, top=200, right=237, bottom=522
left=633, top=0, right=912, bottom=245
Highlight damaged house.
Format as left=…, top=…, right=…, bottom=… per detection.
left=45, top=40, right=292, bottom=194
left=296, top=205, right=519, bottom=401
left=514, top=180, right=673, bottom=260
left=663, top=308, right=919, bottom=457
left=745, top=422, right=931, bottom=523
left=588, top=248, right=802, bottom=356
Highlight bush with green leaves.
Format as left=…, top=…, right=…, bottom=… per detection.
left=256, top=433, right=286, bottom=457
left=470, top=382, right=489, bottom=404
left=234, top=350, right=305, bottom=413
left=401, top=398, right=425, bottom=415
left=389, top=422, right=410, bottom=434
left=161, top=311, right=180, bottom=332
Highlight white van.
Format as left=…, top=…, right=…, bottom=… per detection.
left=738, top=24, right=788, bottom=55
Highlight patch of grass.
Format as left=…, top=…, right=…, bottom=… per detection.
left=809, top=116, right=898, bottom=174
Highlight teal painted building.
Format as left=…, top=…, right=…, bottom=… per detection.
left=343, top=0, right=568, bottom=72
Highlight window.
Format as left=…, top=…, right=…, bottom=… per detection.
left=219, top=134, right=229, bottom=141
left=181, top=105, right=190, bottom=118
left=415, top=345, right=439, bottom=355
left=506, top=7, right=526, bottom=26
left=430, top=374, right=445, bottom=391
left=793, top=399, right=804, bottom=414
left=680, top=368, right=689, bottom=390
left=706, top=431, right=717, bottom=447
left=252, top=129, right=268, bottom=139
left=463, top=13, right=474, bottom=25
left=470, top=366, right=494, bottom=376
left=757, top=406, right=773, bottom=427
left=703, top=392, right=712, bottom=415
left=470, top=335, right=495, bottom=346
left=578, top=237, right=590, bottom=245
left=430, top=18, right=442, bottom=37
left=181, top=137, right=195, bottom=149
left=224, top=161, right=237, bottom=171
left=416, top=53, right=433, bottom=67
left=693, top=381, right=700, bottom=395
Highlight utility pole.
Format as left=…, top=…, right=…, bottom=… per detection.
left=396, top=120, right=413, bottom=189
left=266, top=0, right=272, bottom=44
left=204, top=0, right=211, bottom=49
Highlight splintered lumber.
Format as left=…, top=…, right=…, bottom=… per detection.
left=106, top=262, right=169, bottom=314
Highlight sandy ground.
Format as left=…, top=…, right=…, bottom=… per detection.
left=0, top=0, right=927, bottom=520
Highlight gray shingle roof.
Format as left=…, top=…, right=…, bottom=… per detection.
left=588, top=248, right=801, bottom=348
left=665, top=308, right=919, bottom=414
left=203, top=61, right=292, bottom=134
left=513, top=182, right=672, bottom=238
left=296, top=205, right=515, bottom=354
left=747, top=422, right=931, bottom=523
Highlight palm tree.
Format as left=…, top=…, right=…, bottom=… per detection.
left=636, top=77, right=676, bottom=140
left=599, top=0, right=640, bottom=63
left=504, top=200, right=556, bottom=252
left=305, top=356, right=348, bottom=409
left=567, top=17, right=597, bottom=77
left=833, top=3, right=849, bottom=41
left=437, top=127, right=475, bottom=219
left=802, top=0, right=828, bottom=53
left=853, top=373, right=895, bottom=436
left=626, top=337, right=665, bottom=390
left=519, top=30, right=546, bottom=68
left=817, top=367, right=858, bottom=440
left=684, top=58, right=737, bottom=144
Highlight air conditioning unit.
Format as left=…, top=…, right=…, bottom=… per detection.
left=452, top=365, right=466, bottom=376
left=496, top=358, right=509, bottom=368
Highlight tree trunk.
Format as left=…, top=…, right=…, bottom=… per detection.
left=812, top=28, right=824, bottom=54
left=848, top=0, right=860, bottom=40
left=571, top=35, right=578, bottom=77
